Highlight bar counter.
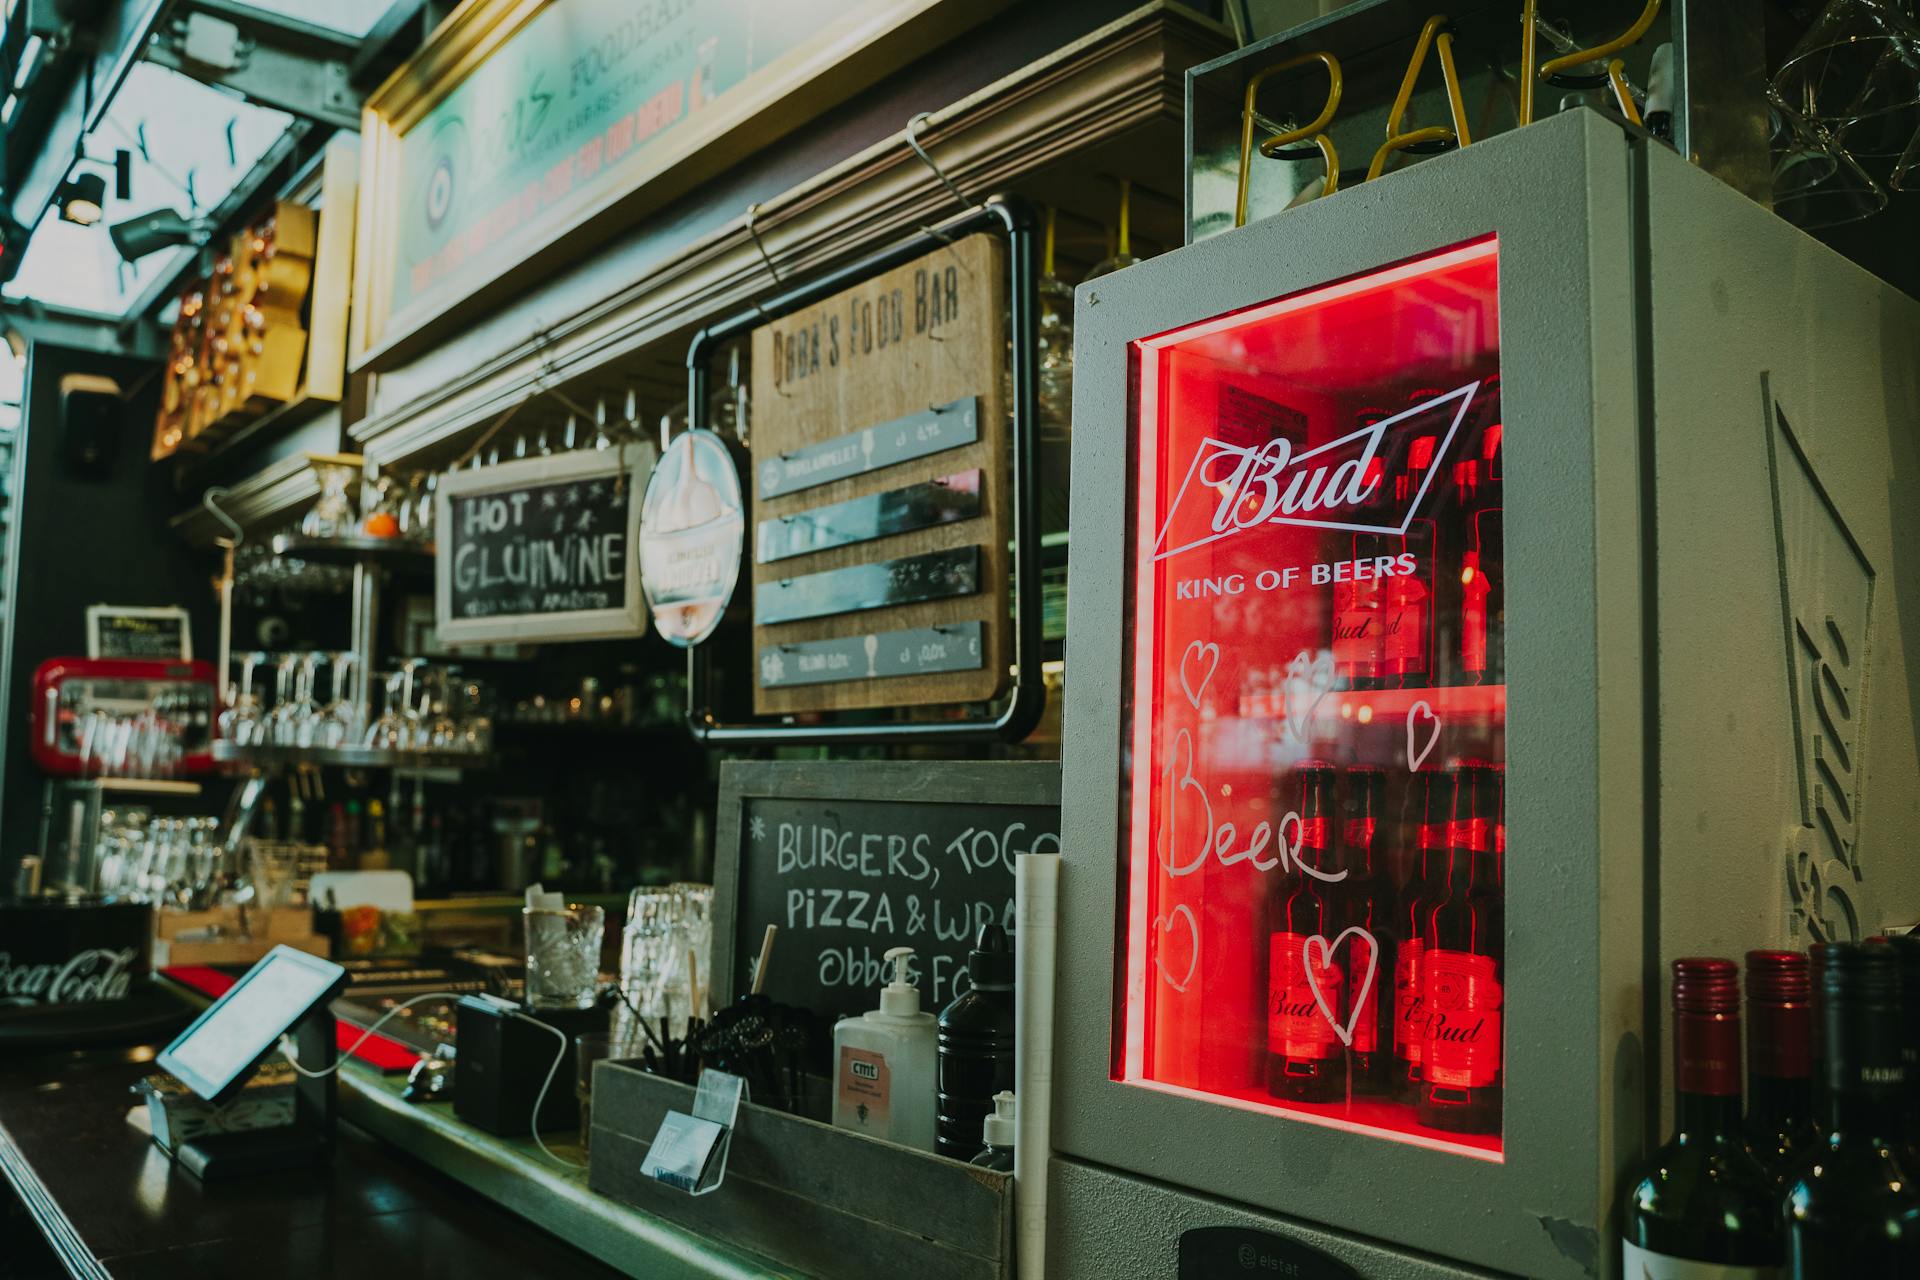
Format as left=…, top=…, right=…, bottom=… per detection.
left=0, top=1045, right=797, bottom=1279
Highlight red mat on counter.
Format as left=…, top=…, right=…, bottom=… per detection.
left=160, top=965, right=419, bottom=1072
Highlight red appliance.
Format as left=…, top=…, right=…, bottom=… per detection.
left=30, top=657, right=219, bottom=777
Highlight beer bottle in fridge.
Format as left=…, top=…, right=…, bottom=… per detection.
left=1267, top=762, right=1346, bottom=1103
left=1418, top=760, right=1503, bottom=1134
left=1339, top=765, right=1389, bottom=1093
left=1383, top=420, right=1437, bottom=690
left=1392, top=768, right=1455, bottom=1103
left=1456, top=376, right=1504, bottom=687
left=1333, top=410, right=1390, bottom=692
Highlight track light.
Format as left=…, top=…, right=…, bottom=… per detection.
left=108, top=207, right=212, bottom=261
left=58, top=172, right=107, bottom=226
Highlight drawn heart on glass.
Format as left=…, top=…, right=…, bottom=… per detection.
left=1281, top=649, right=1336, bottom=745
left=1303, top=927, right=1379, bottom=1047
left=1152, top=903, right=1199, bottom=993
left=1405, top=700, right=1442, bottom=772
left=1179, top=641, right=1220, bottom=710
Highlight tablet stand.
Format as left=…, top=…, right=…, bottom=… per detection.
left=178, top=1001, right=337, bottom=1180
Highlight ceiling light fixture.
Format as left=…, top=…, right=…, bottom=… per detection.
left=58, top=172, right=107, bottom=226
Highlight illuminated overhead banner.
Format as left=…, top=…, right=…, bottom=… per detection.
left=355, top=0, right=1005, bottom=366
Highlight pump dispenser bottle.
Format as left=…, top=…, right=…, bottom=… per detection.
left=832, top=946, right=937, bottom=1151
left=969, top=1091, right=1017, bottom=1171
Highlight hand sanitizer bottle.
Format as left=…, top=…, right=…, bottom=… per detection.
left=832, top=946, right=937, bottom=1151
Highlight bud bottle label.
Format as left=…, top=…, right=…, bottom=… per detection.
left=1268, top=932, right=1342, bottom=1060
left=1422, top=951, right=1502, bottom=1088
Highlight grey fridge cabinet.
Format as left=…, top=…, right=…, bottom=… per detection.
left=1052, top=107, right=1920, bottom=1279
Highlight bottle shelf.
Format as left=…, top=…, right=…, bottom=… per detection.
left=1214, top=682, right=1505, bottom=731
left=268, top=533, right=435, bottom=570
left=212, top=741, right=489, bottom=772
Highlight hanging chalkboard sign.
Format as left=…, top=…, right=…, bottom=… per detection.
left=435, top=445, right=657, bottom=645
left=712, top=760, right=1060, bottom=1028
left=86, top=606, right=192, bottom=660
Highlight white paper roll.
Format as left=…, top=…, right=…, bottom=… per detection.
left=1014, top=850, right=1060, bottom=1280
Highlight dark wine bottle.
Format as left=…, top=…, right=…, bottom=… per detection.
left=1338, top=765, right=1389, bottom=1093
left=1267, top=762, right=1345, bottom=1103
left=1392, top=768, right=1454, bottom=1103
left=1621, top=958, right=1784, bottom=1277
left=1784, top=942, right=1920, bottom=1277
left=1743, top=950, right=1815, bottom=1184
left=1417, top=761, right=1502, bottom=1133
left=1886, top=932, right=1920, bottom=1156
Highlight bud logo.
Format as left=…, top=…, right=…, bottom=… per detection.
left=1151, top=380, right=1479, bottom=562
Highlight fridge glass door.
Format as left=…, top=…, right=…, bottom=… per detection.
left=1119, top=236, right=1506, bottom=1157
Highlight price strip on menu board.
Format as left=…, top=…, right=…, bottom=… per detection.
left=434, top=446, right=657, bottom=645
left=713, top=761, right=1059, bottom=1027
left=748, top=232, right=1009, bottom=715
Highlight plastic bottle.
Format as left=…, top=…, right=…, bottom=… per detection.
left=832, top=946, right=937, bottom=1151
left=935, top=924, right=1017, bottom=1158
left=968, top=1090, right=1017, bottom=1171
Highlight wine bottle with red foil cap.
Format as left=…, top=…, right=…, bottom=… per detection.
left=1267, top=763, right=1346, bottom=1103
left=1785, top=942, right=1920, bottom=1277
left=1743, top=950, right=1815, bottom=1183
left=1417, top=761, right=1503, bottom=1133
left=1392, top=768, right=1455, bottom=1103
left=1339, top=765, right=1389, bottom=1093
left=1332, top=410, right=1391, bottom=693
left=1622, top=958, right=1784, bottom=1278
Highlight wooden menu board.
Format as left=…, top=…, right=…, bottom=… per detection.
left=748, top=232, right=1009, bottom=714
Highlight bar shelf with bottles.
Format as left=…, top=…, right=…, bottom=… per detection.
left=1120, top=239, right=1505, bottom=1156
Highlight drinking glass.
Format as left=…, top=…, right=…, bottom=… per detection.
left=364, top=671, right=409, bottom=750
left=319, top=651, right=358, bottom=747
left=524, top=904, right=606, bottom=1010
left=1771, top=102, right=1889, bottom=227
left=1081, top=178, right=1144, bottom=282
left=1773, top=1, right=1920, bottom=146
left=302, top=459, right=359, bottom=538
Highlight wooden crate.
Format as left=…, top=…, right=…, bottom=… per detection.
left=588, top=1061, right=1012, bottom=1280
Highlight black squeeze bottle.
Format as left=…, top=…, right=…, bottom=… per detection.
left=1621, top=958, right=1784, bottom=1276
left=935, top=924, right=1016, bottom=1160
left=1784, top=942, right=1920, bottom=1277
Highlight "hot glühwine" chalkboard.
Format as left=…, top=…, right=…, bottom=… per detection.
left=434, top=446, right=656, bottom=645
left=712, top=760, right=1060, bottom=1028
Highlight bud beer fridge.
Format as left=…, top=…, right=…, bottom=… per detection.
left=1053, top=110, right=1920, bottom=1278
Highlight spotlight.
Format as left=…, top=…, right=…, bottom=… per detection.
left=108, top=208, right=212, bottom=262
left=58, top=172, right=107, bottom=225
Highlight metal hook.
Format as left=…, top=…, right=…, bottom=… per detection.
left=744, top=203, right=784, bottom=286
left=906, top=112, right=970, bottom=211
left=202, top=485, right=244, bottom=547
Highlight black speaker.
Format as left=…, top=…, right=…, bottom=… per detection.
left=57, top=374, right=123, bottom=478
left=452, top=995, right=606, bottom=1136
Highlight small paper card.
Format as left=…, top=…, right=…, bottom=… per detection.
left=642, top=1069, right=748, bottom=1196
left=640, top=1112, right=727, bottom=1194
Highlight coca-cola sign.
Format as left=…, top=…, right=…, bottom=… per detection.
left=1151, top=379, right=1478, bottom=561
left=0, top=947, right=138, bottom=1006
left=0, top=900, right=151, bottom=1007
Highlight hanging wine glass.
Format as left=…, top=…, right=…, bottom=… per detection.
left=1770, top=101, right=1889, bottom=227
left=1036, top=205, right=1074, bottom=441
left=1773, top=0, right=1920, bottom=150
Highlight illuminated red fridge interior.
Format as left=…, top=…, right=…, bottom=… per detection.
left=1119, top=238, right=1507, bottom=1157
